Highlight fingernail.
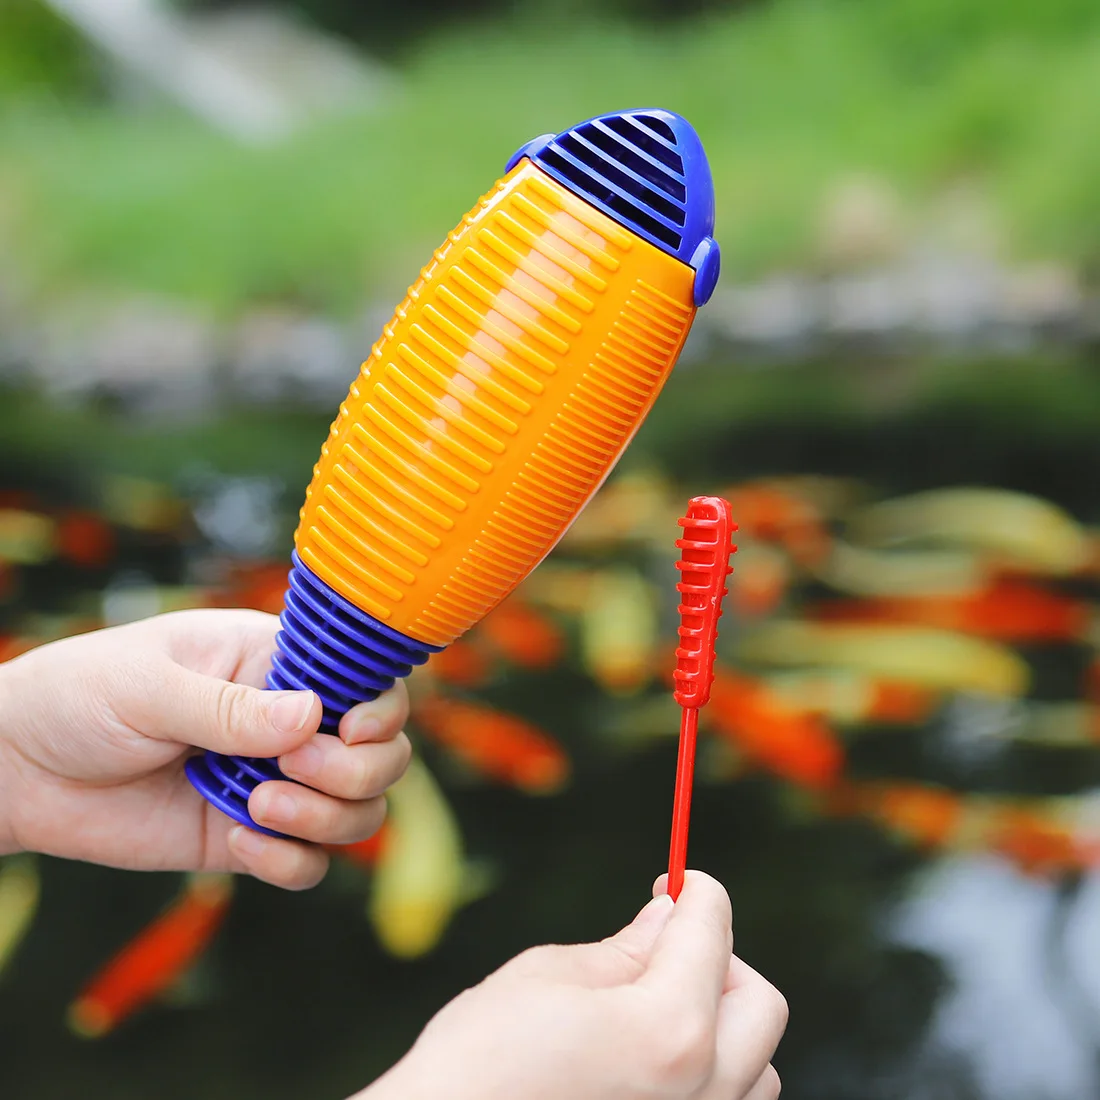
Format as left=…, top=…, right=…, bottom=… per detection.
left=270, top=691, right=315, bottom=734
left=260, top=792, right=297, bottom=824
left=633, top=894, right=674, bottom=935
left=282, top=742, right=322, bottom=778
left=229, top=826, right=267, bottom=858
left=342, top=714, right=382, bottom=745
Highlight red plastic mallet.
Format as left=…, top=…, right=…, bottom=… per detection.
left=667, top=496, right=737, bottom=901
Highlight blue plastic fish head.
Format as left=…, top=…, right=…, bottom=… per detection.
left=507, top=108, right=720, bottom=306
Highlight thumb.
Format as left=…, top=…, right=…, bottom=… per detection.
left=602, top=893, right=675, bottom=966
left=134, top=662, right=321, bottom=757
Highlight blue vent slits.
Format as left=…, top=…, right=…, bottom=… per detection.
left=507, top=109, right=720, bottom=305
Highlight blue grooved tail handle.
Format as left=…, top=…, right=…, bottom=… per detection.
left=185, top=551, right=440, bottom=837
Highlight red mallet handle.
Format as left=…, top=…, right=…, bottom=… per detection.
left=667, top=496, right=736, bottom=900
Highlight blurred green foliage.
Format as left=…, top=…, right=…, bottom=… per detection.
left=0, top=0, right=101, bottom=98
left=2, top=0, right=1100, bottom=312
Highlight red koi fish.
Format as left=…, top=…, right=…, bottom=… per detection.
left=219, top=562, right=291, bottom=615
left=478, top=597, right=564, bottom=670
left=825, top=781, right=964, bottom=850
left=325, top=825, right=392, bottom=869
left=426, top=641, right=493, bottom=689
left=723, top=482, right=832, bottom=567
left=810, top=579, right=1089, bottom=643
left=990, top=808, right=1100, bottom=876
left=54, top=511, right=116, bottom=570
left=703, top=666, right=844, bottom=789
left=67, top=874, right=234, bottom=1038
left=414, top=695, right=570, bottom=795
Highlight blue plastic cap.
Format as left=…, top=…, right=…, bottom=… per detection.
left=507, top=108, right=720, bottom=305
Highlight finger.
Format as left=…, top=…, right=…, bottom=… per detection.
left=503, top=894, right=675, bottom=989
left=339, top=682, right=410, bottom=745
left=734, top=1064, right=781, bottom=1100
left=652, top=872, right=669, bottom=898
left=601, top=893, right=675, bottom=967
left=156, top=608, right=281, bottom=688
left=249, top=780, right=387, bottom=845
left=279, top=731, right=412, bottom=800
left=710, top=959, right=789, bottom=1097
left=641, top=871, right=732, bottom=1011
left=227, top=826, right=329, bottom=890
left=130, top=657, right=321, bottom=757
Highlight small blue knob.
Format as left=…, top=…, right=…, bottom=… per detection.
left=690, top=237, right=721, bottom=307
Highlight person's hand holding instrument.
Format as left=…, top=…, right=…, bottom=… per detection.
left=184, top=108, right=722, bottom=869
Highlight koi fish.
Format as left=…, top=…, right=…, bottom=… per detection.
left=729, top=543, right=790, bottom=618
left=325, top=825, right=392, bottom=870
left=826, top=781, right=1100, bottom=875
left=0, top=635, right=38, bottom=663
left=988, top=807, right=1100, bottom=876
left=848, top=488, right=1090, bottom=574
left=815, top=540, right=987, bottom=597
left=560, top=471, right=675, bottom=549
left=722, top=481, right=831, bottom=567
left=0, top=510, right=54, bottom=565
left=740, top=621, right=1030, bottom=697
left=425, top=641, right=493, bottom=689
left=67, top=874, right=234, bottom=1038
left=581, top=569, right=658, bottom=694
left=703, top=666, right=845, bottom=789
left=413, top=695, right=569, bottom=795
left=520, top=565, right=597, bottom=616
left=99, top=475, right=189, bottom=534
left=824, top=781, right=964, bottom=850
left=810, top=579, right=1090, bottom=643
left=54, top=511, right=116, bottom=570
left=218, top=562, right=290, bottom=615
left=0, top=856, right=40, bottom=979
left=764, top=671, right=938, bottom=726
left=368, top=756, right=491, bottom=959
left=477, top=597, right=564, bottom=670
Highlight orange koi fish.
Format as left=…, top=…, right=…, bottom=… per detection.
left=478, top=597, right=564, bottom=670
left=426, top=641, right=493, bottom=689
left=825, top=781, right=964, bottom=850
left=67, top=874, right=234, bottom=1038
left=730, top=543, right=790, bottom=618
left=703, top=666, right=844, bottom=789
left=722, top=481, right=831, bottom=567
left=54, top=511, right=116, bottom=570
left=810, top=580, right=1089, bottom=643
left=414, top=695, right=570, bottom=795
left=989, top=807, right=1100, bottom=876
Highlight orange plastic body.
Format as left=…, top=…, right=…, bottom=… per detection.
left=294, top=159, right=697, bottom=647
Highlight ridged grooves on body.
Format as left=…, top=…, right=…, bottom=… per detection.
left=296, top=160, right=696, bottom=646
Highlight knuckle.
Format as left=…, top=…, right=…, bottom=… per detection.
left=215, top=682, right=250, bottom=737
left=765, top=983, right=790, bottom=1031
left=646, top=1007, right=715, bottom=1088
left=761, top=1064, right=782, bottom=1099
left=395, top=731, right=413, bottom=770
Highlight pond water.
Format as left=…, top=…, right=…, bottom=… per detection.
left=1, top=351, right=1099, bottom=1100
